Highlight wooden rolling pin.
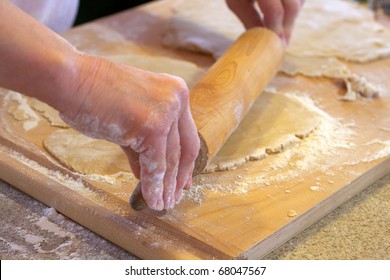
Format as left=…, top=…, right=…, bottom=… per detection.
left=130, top=27, right=284, bottom=211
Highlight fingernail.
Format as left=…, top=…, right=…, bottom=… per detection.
left=175, top=188, right=183, bottom=204
left=185, top=177, right=193, bottom=190
left=167, top=195, right=175, bottom=209
left=153, top=199, right=164, bottom=211
left=278, top=32, right=288, bottom=47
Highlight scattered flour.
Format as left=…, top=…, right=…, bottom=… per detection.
left=2, top=90, right=40, bottom=131
left=288, top=210, right=298, bottom=217
left=310, top=186, right=322, bottom=192
left=36, top=216, right=69, bottom=238
left=348, top=139, right=390, bottom=165
left=82, top=171, right=135, bottom=185
left=186, top=93, right=357, bottom=204
left=43, top=207, right=64, bottom=220
left=1, top=146, right=88, bottom=192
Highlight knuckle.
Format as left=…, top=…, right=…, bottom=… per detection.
left=163, top=74, right=190, bottom=103
left=189, top=149, right=200, bottom=162
left=173, top=83, right=190, bottom=105
left=188, top=141, right=201, bottom=161
left=288, top=0, right=302, bottom=15
left=272, top=6, right=285, bottom=21
left=167, top=149, right=180, bottom=163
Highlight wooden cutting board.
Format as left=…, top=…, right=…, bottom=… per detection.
left=0, top=1, right=389, bottom=259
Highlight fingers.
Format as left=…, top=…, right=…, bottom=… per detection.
left=128, top=112, right=197, bottom=211
left=227, top=0, right=304, bottom=45
left=163, top=120, right=181, bottom=209
left=257, top=0, right=303, bottom=44
left=256, top=0, right=285, bottom=38
left=176, top=106, right=200, bottom=203
left=123, top=123, right=182, bottom=211
left=139, top=136, right=167, bottom=211
left=280, top=0, right=303, bottom=42
left=121, top=73, right=198, bottom=211
left=226, top=0, right=264, bottom=29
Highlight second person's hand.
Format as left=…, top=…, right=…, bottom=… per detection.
left=226, top=0, right=305, bottom=44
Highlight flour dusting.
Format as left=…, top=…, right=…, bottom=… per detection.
left=36, top=216, right=69, bottom=238
left=2, top=90, right=40, bottom=131
left=2, top=146, right=87, bottom=192
left=347, top=139, right=390, bottom=165
left=186, top=92, right=356, bottom=204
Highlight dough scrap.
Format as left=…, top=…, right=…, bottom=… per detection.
left=205, top=91, right=322, bottom=172
left=28, top=98, right=68, bottom=128
left=281, top=55, right=381, bottom=100
left=162, top=0, right=389, bottom=100
left=3, top=90, right=40, bottom=131
left=106, top=53, right=205, bottom=88
left=43, top=92, right=323, bottom=175
left=43, top=129, right=131, bottom=175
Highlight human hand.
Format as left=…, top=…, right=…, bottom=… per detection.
left=226, top=0, right=305, bottom=44
left=59, top=53, right=200, bottom=211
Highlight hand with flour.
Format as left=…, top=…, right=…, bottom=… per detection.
left=0, top=0, right=199, bottom=211
left=60, top=56, right=200, bottom=211
left=226, top=0, right=305, bottom=44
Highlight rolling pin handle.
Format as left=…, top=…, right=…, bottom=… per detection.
left=129, top=182, right=148, bottom=211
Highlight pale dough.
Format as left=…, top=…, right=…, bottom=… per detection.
left=281, top=55, right=380, bottom=101
left=45, top=0, right=389, bottom=174
left=105, top=54, right=205, bottom=88
left=163, top=0, right=390, bottom=61
left=43, top=92, right=322, bottom=175
left=162, top=0, right=243, bottom=59
left=162, top=0, right=390, bottom=99
left=28, top=98, right=68, bottom=128
left=206, top=91, right=322, bottom=172
left=287, top=0, right=390, bottom=62
left=3, top=90, right=40, bottom=131
left=43, top=129, right=131, bottom=175
left=63, top=24, right=206, bottom=88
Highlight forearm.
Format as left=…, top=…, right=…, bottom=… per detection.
left=0, top=0, right=84, bottom=110
left=0, top=0, right=200, bottom=211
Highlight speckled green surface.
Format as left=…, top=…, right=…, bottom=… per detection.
left=265, top=173, right=390, bottom=260
left=1, top=173, right=389, bottom=259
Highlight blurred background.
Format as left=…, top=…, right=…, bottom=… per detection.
left=75, top=0, right=153, bottom=25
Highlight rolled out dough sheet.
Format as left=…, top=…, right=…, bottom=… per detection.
left=163, top=0, right=390, bottom=62
left=162, top=0, right=390, bottom=99
left=43, top=129, right=131, bottom=175
left=206, top=91, right=322, bottom=172
left=105, top=54, right=205, bottom=88
left=281, top=55, right=381, bottom=100
left=43, top=91, right=324, bottom=175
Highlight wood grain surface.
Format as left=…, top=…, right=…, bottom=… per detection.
left=0, top=0, right=389, bottom=259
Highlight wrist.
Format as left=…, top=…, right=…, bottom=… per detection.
left=49, top=50, right=102, bottom=115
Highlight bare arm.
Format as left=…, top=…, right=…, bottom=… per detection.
left=0, top=0, right=200, bottom=210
